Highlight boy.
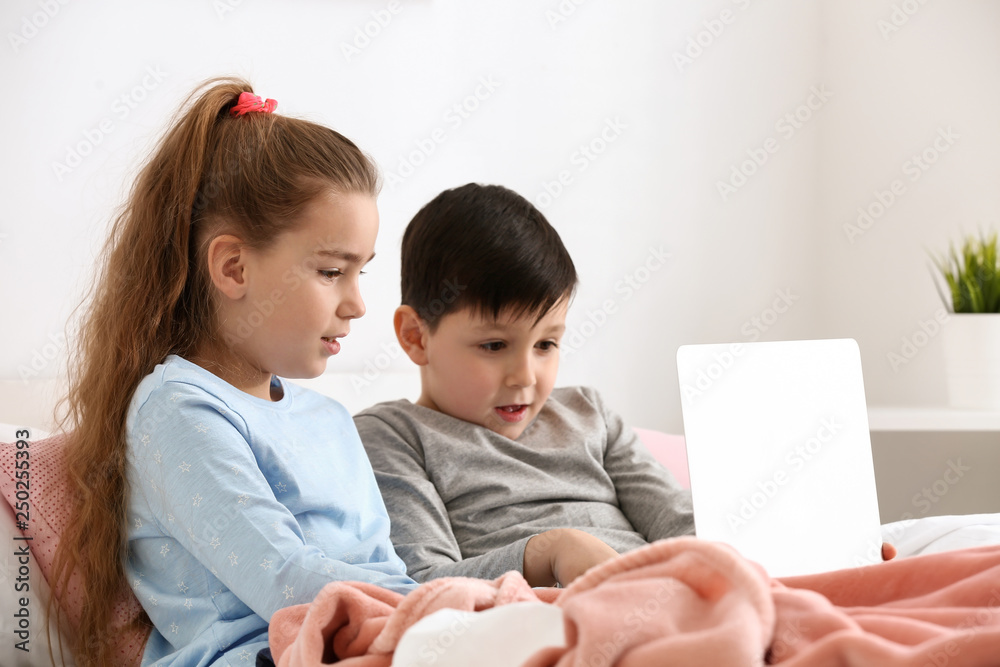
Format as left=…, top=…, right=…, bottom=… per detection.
left=354, top=183, right=694, bottom=587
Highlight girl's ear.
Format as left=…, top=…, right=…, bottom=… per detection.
left=395, top=305, right=429, bottom=365
left=206, top=234, right=249, bottom=300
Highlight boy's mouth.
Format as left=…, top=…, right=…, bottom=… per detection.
left=321, top=336, right=341, bottom=355
left=494, top=404, right=529, bottom=423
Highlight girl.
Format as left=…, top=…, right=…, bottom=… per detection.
left=51, top=77, right=415, bottom=667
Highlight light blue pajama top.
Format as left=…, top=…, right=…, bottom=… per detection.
left=125, top=355, right=415, bottom=667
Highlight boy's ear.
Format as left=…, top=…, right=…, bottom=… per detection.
left=205, top=235, right=249, bottom=300
left=395, top=305, right=429, bottom=366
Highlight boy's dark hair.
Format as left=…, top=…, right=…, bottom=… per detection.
left=401, top=183, right=577, bottom=329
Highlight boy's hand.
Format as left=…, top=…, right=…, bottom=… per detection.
left=523, top=528, right=620, bottom=588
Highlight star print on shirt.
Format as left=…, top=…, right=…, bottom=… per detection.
left=194, top=422, right=208, bottom=433
left=237, top=493, right=250, bottom=506
left=160, top=544, right=170, bottom=557
left=134, top=518, right=142, bottom=529
left=283, top=585, right=295, bottom=600
left=231, top=465, right=241, bottom=476
left=210, top=537, right=221, bottom=549
left=148, top=595, right=158, bottom=607
left=304, top=529, right=316, bottom=539
left=140, top=433, right=151, bottom=445
left=184, top=598, right=193, bottom=610
left=239, top=649, right=252, bottom=662
left=178, top=461, right=191, bottom=472
left=228, top=551, right=239, bottom=566
left=170, top=623, right=179, bottom=634
left=274, top=481, right=287, bottom=493
left=192, top=493, right=203, bottom=507
left=167, top=513, right=175, bottom=523
left=178, top=581, right=188, bottom=594
left=259, top=558, right=273, bottom=571
left=169, top=392, right=181, bottom=402
left=153, top=450, right=162, bottom=464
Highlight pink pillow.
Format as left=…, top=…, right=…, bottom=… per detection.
left=633, top=428, right=690, bottom=489
left=0, top=431, right=147, bottom=666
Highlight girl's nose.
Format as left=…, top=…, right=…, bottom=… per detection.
left=337, top=278, right=366, bottom=320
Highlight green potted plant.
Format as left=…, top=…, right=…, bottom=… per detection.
left=933, top=230, right=1000, bottom=409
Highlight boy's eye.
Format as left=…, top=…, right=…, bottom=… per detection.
left=479, top=341, right=505, bottom=352
left=537, top=340, right=559, bottom=352
left=319, top=269, right=343, bottom=279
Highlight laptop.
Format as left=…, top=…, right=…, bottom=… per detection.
left=676, top=338, right=883, bottom=578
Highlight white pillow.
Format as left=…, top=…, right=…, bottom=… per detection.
left=0, top=498, right=75, bottom=666
left=0, top=424, right=49, bottom=443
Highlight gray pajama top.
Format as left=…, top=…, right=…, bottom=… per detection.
left=354, top=386, right=695, bottom=582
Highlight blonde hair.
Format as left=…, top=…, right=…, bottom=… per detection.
left=51, top=76, right=379, bottom=666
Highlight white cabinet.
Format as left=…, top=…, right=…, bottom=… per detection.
left=866, top=406, right=1000, bottom=522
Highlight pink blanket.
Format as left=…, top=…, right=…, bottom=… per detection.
left=270, top=537, right=1000, bottom=666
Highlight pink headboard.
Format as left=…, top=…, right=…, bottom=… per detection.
left=633, top=428, right=690, bottom=489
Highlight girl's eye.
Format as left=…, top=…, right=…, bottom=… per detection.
left=479, top=341, right=505, bottom=352
left=319, top=269, right=343, bottom=280
left=537, top=340, right=559, bottom=351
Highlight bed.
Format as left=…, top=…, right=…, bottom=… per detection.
left=3, top=376, right=1000, bottom=666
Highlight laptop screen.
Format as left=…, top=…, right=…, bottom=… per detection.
left=676, top=338, right=883, bottom=577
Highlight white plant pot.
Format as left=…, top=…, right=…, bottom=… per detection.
left=941, top=313, right=1000, bottom=410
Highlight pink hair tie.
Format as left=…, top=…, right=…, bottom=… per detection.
left=230, top=91, right=277, bottom=117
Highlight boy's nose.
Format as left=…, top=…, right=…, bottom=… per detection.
left=506, top=354, right=536, bottom=388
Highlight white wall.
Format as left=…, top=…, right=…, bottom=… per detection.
left=1, top=0, right=997, bottom=434
left=817, top=1, right=1000, bottom=407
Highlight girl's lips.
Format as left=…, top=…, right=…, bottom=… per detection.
left=494, top=404, right=528, bottom=423
left=321, top=337, right=341, bottom=355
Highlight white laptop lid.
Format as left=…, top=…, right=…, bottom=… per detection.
left=676, top=338, right=882, bottom=578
